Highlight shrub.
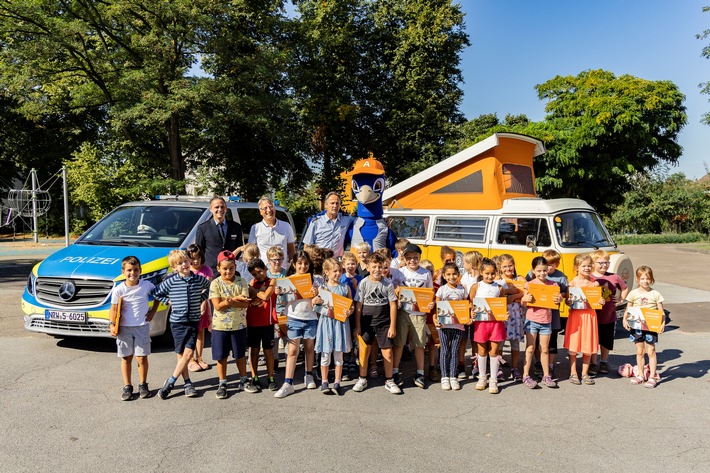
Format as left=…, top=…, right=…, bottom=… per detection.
left=613, top=232, right=709, bottom=245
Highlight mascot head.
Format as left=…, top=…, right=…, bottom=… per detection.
left=351, top=156, right=386, bottom=208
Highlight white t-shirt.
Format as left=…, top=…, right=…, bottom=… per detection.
left=399, top=266, right=433, bottom=315
left=460, top=272, right=477, bottom=293
left=110, top=280, right=155, bottom=327
left=248, top=219, right=295, bottom=271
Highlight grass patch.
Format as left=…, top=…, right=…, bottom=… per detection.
left=613, top=232, right=709, bottom=245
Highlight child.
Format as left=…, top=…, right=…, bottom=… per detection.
left=186, top=244, right=214, bottom=373
left=392, top=243, right=435, bottom=389
left=340, top=251, right=362, bottom=379
left=353, top=252, right=401, bottom=394
left=274, top=251, right=322, bottom=398
left=521, top=256, right=563, bottom=388
left=420, top=258, right=441, bottom=383
left=469, top=258, right=506, bottom=394
left=622, top=266, right=665, bottom=388
left=315, top=258, right=354, bottom=395
left=433, top=246, right=456, bottom=287
left=236, top=243, right=260, bottom=283
left=433, top=263, right=470, bottom=390
left=590, top=249, right=628, bottom=375
left=564, top=253, right=605, bottom=386
left=499, top=254, right=524, bottom=382
left=109, top=256, right=159, bottom=400
left=247, top=258, right=278, bottom=392
left=266, top=246, right=287, bottom=370
left=354, top=241, right=372, bottom=278
left=458, top=251, right=482, bottom=380
left=390, top=238, right=410, bottom=269
left=152, top=249, right=211, bottom=399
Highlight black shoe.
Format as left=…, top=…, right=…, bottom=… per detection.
left=330, top=382, right=342, bottom=395
left=138, top=383, right=152, bottom=399
left=184, top=383, right=198, bottom=398
left=393, top=372, right=404, bottom=387
left=321, top=382, right=334, bottom=395
left=216, top=383, right=228, bottom=399
left=121, top=385, right=133, bottom=401
left=268, top=379, right=279, bottom=391
left=158, top=379, right=174, bottom=400
left=243, top=379, right=259, bottom=394
left=252, top=378, right=263, bottom=392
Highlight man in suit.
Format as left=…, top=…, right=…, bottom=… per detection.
left=195, top=196, right=244, bottom=270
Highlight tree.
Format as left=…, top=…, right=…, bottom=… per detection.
left=698, top=5, right=710, bottom=125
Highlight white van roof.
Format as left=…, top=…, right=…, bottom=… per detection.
left=385, top=197, right=596, bottom=216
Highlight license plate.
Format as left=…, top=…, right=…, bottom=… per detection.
left=45, top=310, right=86, bottom=323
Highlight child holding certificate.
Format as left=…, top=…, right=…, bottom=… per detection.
left=522, top=256, right=563, bottom=389
left=315, top=258, right=353, bottom=395
left=469, top=258, right=506, bottom=394
left=622, top=266, right=665, bottom=388
left=433, top=263, right=469, bottom=391
left=564, top=254, right=604, bottom=386
left=499, top=254, right=525, bottom=382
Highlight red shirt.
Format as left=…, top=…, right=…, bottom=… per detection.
left=246, top=278, right=277, bottom=327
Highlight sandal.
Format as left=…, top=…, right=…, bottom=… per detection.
left=569, top=374, right=581, bottom=385
left=188, top=359, right=203, bottom=372
left=197, top=358, right=209, bottom=370
left=630, top=376, right=645, bottom=385
left=644, top=377, right=658, bottom=388
left=582, top=374, right=595, bottom=385
left=523, top=376, right=538, bottom=389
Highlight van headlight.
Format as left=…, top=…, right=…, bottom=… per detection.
left=140, top=268, right=168, bottom=286
left=26, top=273, right=37, bottom=296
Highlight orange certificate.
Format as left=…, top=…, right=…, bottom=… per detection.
left=277, top=315, right=288, bottom=337
left=641, top=308, right=665, bottom=333
left=318, top=289, right=353, bottom=323
left=289, top=273, right=315, bottom=298
left=398, top=287, right=434, bottom=313
left=471, top=297, right=508, bottom=322
left=112, top=296, right=122, bottom=337
left=582, top=287, right=603, bottom=310
left=357, top=335, right=368, bottom=367
left=527, top=284, right=560, bottom=309
left=437, top=300, right=471, bottom=325
left=506, top=278, right=526, bottom=291
left=427, top=323, right=441, bottom=346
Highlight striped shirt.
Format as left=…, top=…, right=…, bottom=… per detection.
left=151, top=272, right=210, bottom=323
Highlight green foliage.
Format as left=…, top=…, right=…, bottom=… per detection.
left=274, top=181, right=321, bottom=236
left=698, top=5, right=710, bottom=125
left=612, top=232, right=709, bottom=245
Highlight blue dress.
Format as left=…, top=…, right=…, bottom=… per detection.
left=315, top=283, right=353, bottom=354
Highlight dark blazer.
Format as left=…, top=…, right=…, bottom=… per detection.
left=195, top=218, right=243, bottom=269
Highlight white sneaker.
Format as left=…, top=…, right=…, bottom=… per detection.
left=450, top=378, right=461, bottom=390
left=489, top=382, right=499, bottom=394
left=441, top=377, right=451, bottom=390
left=305, top=374, right=316, bottom=389
left=274, top=382, right=294, bottom=398
left=384, top=380, right=402, bottom=394
left=353, top=377, right=368, bottom=392
left=475, top=377, right=488, bottom=391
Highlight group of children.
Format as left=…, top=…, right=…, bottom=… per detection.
left=109, top=237, right=666, bottom=400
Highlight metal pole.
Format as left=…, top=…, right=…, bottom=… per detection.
left=63, top=166, right=70, bottom=247
left=31, top=169, right=38, bottom=243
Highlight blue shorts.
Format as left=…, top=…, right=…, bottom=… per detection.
left=524, top=319, right=552, bottom=336
left=171, top=321, right=199, bottom=354
left=211, top=328, right=247, bottom=361
left=287, top=318, right=317, bottom=340
left=630, top=329, right=658, bottom=344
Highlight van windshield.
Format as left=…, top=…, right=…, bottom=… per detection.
left=554, top=211, right=615, bottom=249
left=76, top=205, right=206, bottom=248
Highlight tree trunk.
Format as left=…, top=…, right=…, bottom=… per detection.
left=167, top=112, right=186, bottom=191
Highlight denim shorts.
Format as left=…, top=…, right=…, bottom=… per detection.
left=287, top=318, right=317, bottom=340
left=524, top=319, right=552, bottom=336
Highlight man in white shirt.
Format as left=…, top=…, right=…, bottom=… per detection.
left=248, top=197, right=295, bottom=271
left=301, top=192, right=353, bottom=257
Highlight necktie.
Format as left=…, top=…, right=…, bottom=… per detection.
left=219, top=221, right=226, bottom=244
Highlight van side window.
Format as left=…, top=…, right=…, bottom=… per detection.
left=388, top=216, right=428, bottom=240
left=433, top=218, right=487, bottom=243
left=497, top=218, right=551, bottom=247
left=502, top=164, right=535, bottom=195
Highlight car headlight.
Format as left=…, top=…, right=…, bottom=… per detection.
left=141, top=268, right=169, bottom=286
left=26, top=273, right=37, bottom=296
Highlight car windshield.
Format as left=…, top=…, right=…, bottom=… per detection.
left=554, top=211, right=615, bottom=249
left=76, top=205, right=206, bottom=248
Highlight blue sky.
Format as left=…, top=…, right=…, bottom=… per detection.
left=458, top=1, right=710, bottom=179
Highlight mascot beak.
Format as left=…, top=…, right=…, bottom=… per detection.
left=356, top=186, right=380, bottom=205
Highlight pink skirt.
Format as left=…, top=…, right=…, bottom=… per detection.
left=197, top=301, right=212, bottom=331
left=564, top=309, right=599, bottom=355
left=473, top=321, right=506, bottom=343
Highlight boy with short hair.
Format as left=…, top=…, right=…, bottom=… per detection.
left=246, top=258, right=278, bottom=392
left=210, top=250, right=254, bottom=399
left=110, top=256, right=159, bottom=401
left=391, top=238, right=410, bottom=269
left=392, top=243, right=435, bottom=388
left=152, top=249, right=211, bottom=399
left=340, top=251, right=362, bottom=380
left=354, top=241, right=371, bottom=278
left=353, top=253, right=400, bottom=394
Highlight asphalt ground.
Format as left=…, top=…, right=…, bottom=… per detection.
left=1, top=241, right=708, bottom=472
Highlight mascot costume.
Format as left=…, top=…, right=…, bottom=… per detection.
left=347, top=156, right=397, bottom=253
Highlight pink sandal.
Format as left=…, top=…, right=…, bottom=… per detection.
left=644, top=377, right=658, bottom=388
left=630, top=376, right=644, bottom=385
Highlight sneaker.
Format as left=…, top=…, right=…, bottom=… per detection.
left=243, top=379, right=259, bottom=394
left=488, top=382, right=499, bottom=394
left=121, top=384, right=133, bottom=401
left=341, top=372, right=351, bottom=382
left=138, top=383, right=152, bottom=399
left=457, top=369, right=467, bottom=380
left=475, top=378, right=487, bottom=391
left=258, top=355, right=266, bottom=366
left=321, top=382, right=333, bottom=395
left=450, top=378, right=461, bottom=390
left=330, top=383, right=342, bottom=395
left=429, top=366, right=442, bottom=382
left=497, top=368, right=505, bottom=382
left=541, top=375, right=558, bottom=388
left=523, top=376, right=539, bottom=389
left=414, top=375, right=427, bottom=389
left=385, top=379, right=402, bottom=394
left=234, top=379, right=243, bottom=392
left=393, top=372, right=403, bottom=387
left=511, top=368, right=522, bottom=382
left=158, top=379, right=174, bottom=400
left=274, top=382, right=295, bottom=398
left=184, top=383, right=198, bottom=398
left=588, top=364, right=598, bottom=376
left=599, top=361, right=609, bottom=374
left=216, top=383, right=228, bottom=399
left=305, top=374, right=317, bottom=389
left=353, top=377, right=368, bottom=392
left=441, top=377, right=451, bottom=390
left=268, top=379, right=279, bottom=391
left=534, top=361, right=543, bottom=377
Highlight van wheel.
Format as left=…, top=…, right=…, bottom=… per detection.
left=610, top=253, right=634, bottom=291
